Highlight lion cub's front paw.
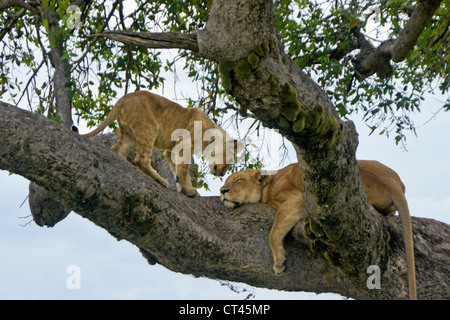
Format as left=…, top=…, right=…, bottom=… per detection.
left=273, top=263, right=286, bottom=275
left=177, top=183, right=198, bottom=197
left=156, top=177, right=170, bottom=188
left=273, top=255, right=286, bottom=275
left=184, top=188, right=198, bottom=197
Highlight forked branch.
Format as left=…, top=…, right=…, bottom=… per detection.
left=351, top=0, right=443, bottom=78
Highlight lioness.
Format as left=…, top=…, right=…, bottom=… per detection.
left=83, top=91, right=244, bottom=196
left=220, top=161, right=416, bottom=300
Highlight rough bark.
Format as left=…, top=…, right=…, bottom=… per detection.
left=29, top=183, right=71, bottom=227
left=1, top=101, right=449, bottom=300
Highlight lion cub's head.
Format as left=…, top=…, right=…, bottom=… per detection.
left=220, top=169, right=272, bottom=208
left=209, top=139, right=245, bottom=177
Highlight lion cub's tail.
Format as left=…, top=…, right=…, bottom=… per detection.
left=82, top=99, right=123, bottom=138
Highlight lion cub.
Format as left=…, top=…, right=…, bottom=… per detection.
left=83, top=91, right=244, bottom=196
left=220, top=161, right=416, bottom=300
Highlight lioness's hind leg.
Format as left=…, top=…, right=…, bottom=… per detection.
left=269, top=193, right=303, bottom=275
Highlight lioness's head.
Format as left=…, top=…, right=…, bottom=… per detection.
left=220, top=169, right=272, bottom=208
left=209, top=139, right=244, bottom=177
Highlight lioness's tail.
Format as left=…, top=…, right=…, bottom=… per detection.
left=82, top=99, right=123, bottom=138
left=396, top=197, right=417, bottom=300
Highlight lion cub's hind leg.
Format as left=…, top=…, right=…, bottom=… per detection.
left=269, top=191, right=303, bottom=275
left=131, top=123, right=169, bottom=188
left=164, top=150, right=197, bottom=197
left=111, top=124, right=136, bottom=158
left=176, top=163, right=198, bottom=197
left=135, top=148, right=169, bottom=187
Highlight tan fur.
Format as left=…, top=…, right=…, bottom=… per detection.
left=83, top=91, right=244, bottom=196
left=220, top=161, right=417, bottom=300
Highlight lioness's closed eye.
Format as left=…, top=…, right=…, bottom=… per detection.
left=220, top=161, right=417, bottom=300
left=83, top=91, right=244, bottom=197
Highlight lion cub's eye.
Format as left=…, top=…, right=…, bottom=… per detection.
left=234, top=178, right=243, bottom=183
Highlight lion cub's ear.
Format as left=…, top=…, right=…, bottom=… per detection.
left=254, top=170, right=273, bottom=187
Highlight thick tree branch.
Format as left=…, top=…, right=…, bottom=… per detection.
left=390, top=0, right=443, bottom=62
left=91, top=30, right=199, bottom=52
left=0, top=7, right=25, bottom=42
left=27, top=133, right=197, bottom=228
left=0, top=101, right=345, bottom=297
left=351, top=0, right=443, bottom=78
left=1, top=101, right=449, bottom=300
left=48, top=47, right=73, bottom=128
left=0, top=0, right=40, bottom=14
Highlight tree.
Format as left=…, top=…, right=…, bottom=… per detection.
left=0, top=0, right=448, bottom=299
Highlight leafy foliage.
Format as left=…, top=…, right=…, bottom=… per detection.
left=275, top=0, right=448, bottom=144
left=0, top=0, right=448, bottom=150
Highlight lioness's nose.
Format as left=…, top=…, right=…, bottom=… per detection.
left=220, top=187, right=229, bottom=195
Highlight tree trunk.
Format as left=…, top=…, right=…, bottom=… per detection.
left=26, top=5, right=76, bottom=227
left=197, top=0, right=386, bottom=292
left=1, top=102, right=449, bottom=299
